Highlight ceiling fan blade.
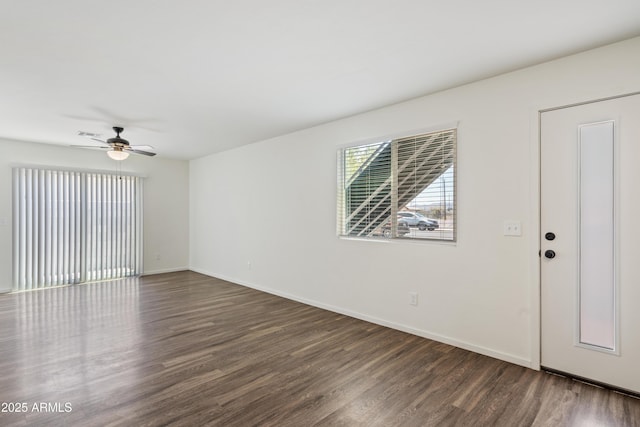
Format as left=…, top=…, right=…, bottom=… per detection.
left=129, top=144, right=154, bottom=150
left=127, top=149, right=156, bottom=156
left=78, top=131, right=101, bottom=138
left=78, top=131, right=109, bottom=145
left=70, top=145, right=110, bottom=150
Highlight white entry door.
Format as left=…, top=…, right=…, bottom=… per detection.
left=541, top=94, right=640, bottom=394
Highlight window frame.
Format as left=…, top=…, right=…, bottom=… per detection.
left=337, top=126, right=457, bottom=242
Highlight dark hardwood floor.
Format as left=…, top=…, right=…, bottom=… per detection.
left=0, top=271, right=638, bottom=426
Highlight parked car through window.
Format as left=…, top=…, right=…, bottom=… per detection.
left=397, top=212, right=439, bottom=231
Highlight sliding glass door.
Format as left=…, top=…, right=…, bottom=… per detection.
left=12, top=167, right=143, bottom=291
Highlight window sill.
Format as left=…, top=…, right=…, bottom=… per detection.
left=338, top=236, right=456, bottom=246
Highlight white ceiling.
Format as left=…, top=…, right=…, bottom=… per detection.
left=1, top=1, right=639, bottom=160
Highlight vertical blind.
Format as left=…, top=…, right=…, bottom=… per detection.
left=13, top=167, right=143, bottom=291
left=337, top=128, right=456, bottom=240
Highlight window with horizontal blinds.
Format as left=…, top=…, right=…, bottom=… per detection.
left=12, top=167, right=143, bottom=291
left=337, top=128, right=456, bottom=241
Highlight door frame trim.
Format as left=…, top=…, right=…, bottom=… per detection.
left=540, top=91, right=640, bottom=113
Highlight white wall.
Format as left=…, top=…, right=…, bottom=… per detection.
left=0, top=138, right=189, bottom=292
left=190, top=37, right=640, bottom=368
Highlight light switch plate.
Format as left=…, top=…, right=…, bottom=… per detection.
left=503, top=220, right=522, bottom=236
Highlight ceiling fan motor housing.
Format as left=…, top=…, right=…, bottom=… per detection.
left=107, top=127, right=129, bottom=147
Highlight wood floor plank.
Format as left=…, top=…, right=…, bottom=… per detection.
left=0, top=271, right=638, bottom=426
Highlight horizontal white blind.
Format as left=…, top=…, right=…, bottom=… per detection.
left=13, top=168, right=143, bottom=291
left=337, top=128, right=456, bottom=240
left=338, top=141, right=391, bottom=237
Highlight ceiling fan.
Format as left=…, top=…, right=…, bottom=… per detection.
left=74, top=126, right=156, bottom=160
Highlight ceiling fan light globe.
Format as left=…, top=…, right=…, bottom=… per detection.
left=107, top=150, right=129, bottom=161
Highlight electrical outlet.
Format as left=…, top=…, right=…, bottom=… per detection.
left=503, top=220, right=522, bottom=236
left=409, top=292, right=418, bottom=306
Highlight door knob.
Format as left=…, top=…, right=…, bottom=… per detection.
left=545, top=232, right=556, bottom=241
left=544, top=250, right=556, bottom=259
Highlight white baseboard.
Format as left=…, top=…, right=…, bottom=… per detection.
left=143, top=267, right=189, bottom=276
left=189, top=267, right=533, bottom=369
